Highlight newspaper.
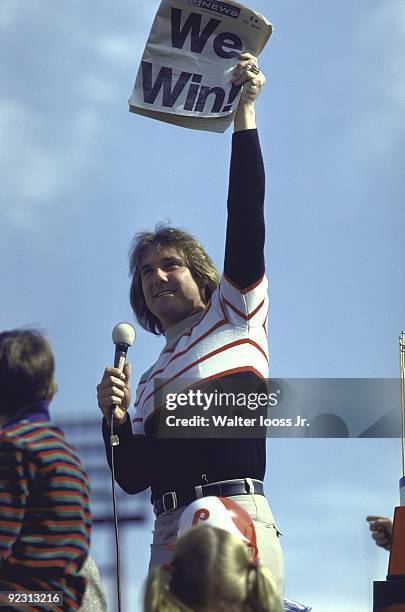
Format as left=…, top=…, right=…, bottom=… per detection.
left=128, top=0, right=273, bottom=132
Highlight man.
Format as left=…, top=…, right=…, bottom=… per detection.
left=97, top=52, right=284, bottom=597
left=0, top=329, right=91, bottom=610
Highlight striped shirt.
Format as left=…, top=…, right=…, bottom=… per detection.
left=132, top=273, right=269, bottom=434
left=0, top=405, right=91, bottom=611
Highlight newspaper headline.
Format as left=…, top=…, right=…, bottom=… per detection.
left=129, top=0, right=273, bottom=132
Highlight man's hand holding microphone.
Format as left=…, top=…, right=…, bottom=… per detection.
left=97, top=323, right=135, bottom=426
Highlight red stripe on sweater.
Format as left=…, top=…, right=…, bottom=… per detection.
left=137, top=338, right=268, bottom=410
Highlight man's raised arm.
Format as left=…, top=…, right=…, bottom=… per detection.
left=224, top=53, right=266, bottom=289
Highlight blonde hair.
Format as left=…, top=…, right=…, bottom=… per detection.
left=144, top=526, right=282, bottom=612
left=129, top=225, right=220, bottom=335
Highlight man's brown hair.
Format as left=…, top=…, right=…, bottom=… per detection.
left=0, top=329, right=55, bottom=416
left=129, top=226, right=220, bottom=335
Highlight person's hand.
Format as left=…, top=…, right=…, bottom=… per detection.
left=232, top=52, right=265, bottom=131
left=366, top=515, right=393, bottom=551
left=232, top=52, right=266, bottom=107
left=97, top=363, right=132, bottom=426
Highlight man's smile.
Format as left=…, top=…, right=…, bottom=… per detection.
left=154, top=289, right=176, bottom=298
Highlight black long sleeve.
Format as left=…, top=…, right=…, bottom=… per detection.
left=224, top=129, right=265, bottom=288
left=102, top=417, right=152, bottom=494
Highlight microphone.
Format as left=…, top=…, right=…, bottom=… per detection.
left=112, top=322, right=136, bottom=372
left=110, top=322, right=136, bottom=424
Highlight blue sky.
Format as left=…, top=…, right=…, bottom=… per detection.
left=1, top=1, right=405, bottom=610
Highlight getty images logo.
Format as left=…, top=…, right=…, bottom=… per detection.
left=187, top=0, right=241, bottom=19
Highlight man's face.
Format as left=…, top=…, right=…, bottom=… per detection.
left=140, top=244, right=207, bottom=330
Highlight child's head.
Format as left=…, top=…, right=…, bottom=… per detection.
left=0, top=329, right=55, bottom=416
left=144, top=525, right=283, bottom=612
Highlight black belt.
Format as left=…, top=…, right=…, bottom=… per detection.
left=153, top=478, right=264, bottom=517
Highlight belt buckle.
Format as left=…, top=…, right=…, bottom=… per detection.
left=195, top=485, right=203, bottom=499
left=162, top=491, right=177, bottom=513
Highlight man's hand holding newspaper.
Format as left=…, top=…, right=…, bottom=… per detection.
left=129, top=0, right=272, bottom=132
left=232, top=52, right=265, bottom=130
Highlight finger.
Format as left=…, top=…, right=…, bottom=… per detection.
left=368, top=520, right=392, bottom=533
left=232, top=67, right=265, bottom=88
left=232, top=71, right=262, bottom=90
left=373, top=535, right=389, bottom=547
left=372, top=530, right=390, bottom=542
left=123, top=362, right=132, bottom=382
left=98, top=393, right=125, bottom=409
left=233, top=55, right=259, bottom=75
left=103, top=385, right=125, bottom=399
left=372, top=530, right=388, bottom=540
left=232, top=71, right=262, bottom=87
left=238, top=52, right=258, bottom=62
left=103, top=366, right=126, bottom=380
left=369, top=523, right=389, bottom=533
left=106, top=396, right=125, bottom=407
left=97, top=383, right=125, bottom=403
left=98, top=381, right=125, bottom=397
left=233, top=62, right=259, bottom=77
left=368, top=520, right=385, bottom=529
left=235, top=58, right=258, bottom=71
left=97, top=377, right=126, bottom=395
left=235, top=58, right=260, bottom=75
left=102, top=372, right=127, bottom=386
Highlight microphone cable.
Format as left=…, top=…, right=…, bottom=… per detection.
left=110, top=414, right=122, bottom=612
left=108, top=322, right=136, bottom=611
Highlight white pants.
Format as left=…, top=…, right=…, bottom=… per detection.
left=149, top=493, right=285, bottom=600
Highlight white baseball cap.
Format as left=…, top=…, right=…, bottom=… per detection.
left=177, top=496, right=258, bottom=560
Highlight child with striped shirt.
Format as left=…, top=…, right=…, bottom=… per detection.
left=0, top=330, right=91, bottom=611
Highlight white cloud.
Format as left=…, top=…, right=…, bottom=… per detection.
left=96, top=34, right=142, bottom=63
left=0, top=101, right=101, bottom=230
left=0, top=0, right=19, bottom=27
left=81, top=74, right=122, bottom=104
left=0, top=1, right=155, bottom=233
